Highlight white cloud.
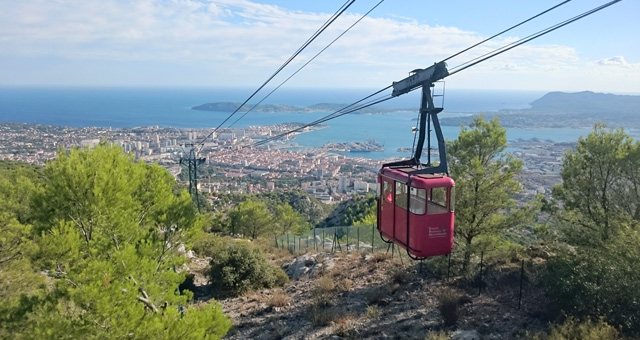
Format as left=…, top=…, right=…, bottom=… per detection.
left=597, top=56, right=629, bottom=67
left=0, top=0, right=635, bottom=91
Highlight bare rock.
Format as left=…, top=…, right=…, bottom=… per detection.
left=451, top=330, right=482, bottom=340
left=284, top=254, right=317, bottom=280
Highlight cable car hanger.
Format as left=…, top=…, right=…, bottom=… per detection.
left=382, top=62, right=449, bottom=176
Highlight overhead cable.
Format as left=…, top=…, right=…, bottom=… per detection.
left=227, top=0, right=386, bottom=129
left=253, top=87, right=393, bottom=147
left=448, top=0, right=622, bottom=76
left=196, top=0, right=356, bottom=149
left=220, top=0, right=622, bottom=148
left=442, top=0, right=572, bottom=63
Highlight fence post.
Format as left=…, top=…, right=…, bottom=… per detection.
left=298, top=236, right=301, bottom=252
left=346, top=226, right=349, bottom=253
left=478, top=251, right=484, bottom=295
left=322, top=230, right=325, bottom=250
left=332, top=229, right=341, bottom=253
left=518, top=259, right=525, bottom=309
left=357, top=227, right=360, bottom=252
left=287, top=233, right=290, bottom=253
left=371, top=224, right=375, bottom=253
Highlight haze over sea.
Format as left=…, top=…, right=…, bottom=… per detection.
left=1, top=87, right=594, bottom=160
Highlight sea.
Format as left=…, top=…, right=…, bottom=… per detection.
left=0, top=86, right=599, bottom=160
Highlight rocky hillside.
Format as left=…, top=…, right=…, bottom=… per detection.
left=188, top=250, right=551, bottom=340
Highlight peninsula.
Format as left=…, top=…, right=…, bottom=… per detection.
left=192, top=91, right=640, bottom=129
left=191, top=102, right=409, bottom=114
left=439, top=91, right=640, bottom=129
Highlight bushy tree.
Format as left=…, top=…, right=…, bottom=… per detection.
left=228, top=198, right=274, bottom=239
left=257, top=190, right=331, bottom=226
left=543, top=228, right=640, bottom=333
left=552, top=123, right=639, bottom=245
left=545, top=125, right=640, bottom=334
left=275, top=203, right=308, bottom=236
left=447, top=116, right=530, bottom=271
left=12, top=144, right=230, bottom=339
left=0, top=162, right=45, bottom=336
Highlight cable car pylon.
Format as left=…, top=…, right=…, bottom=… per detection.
left=179, top=145, right=206, bottom=212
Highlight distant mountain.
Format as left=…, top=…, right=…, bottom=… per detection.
left=530, top=91, right=640, bottom=114
left=440, top=91, right=640, bottom=129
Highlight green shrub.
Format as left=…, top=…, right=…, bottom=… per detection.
left=192, top=232, right=226, bottom=258
left=542, top=229, right=640, bottom=334
left=208, top=240, right=288, bottom=297
left=528, top=317, right=621, bottom=340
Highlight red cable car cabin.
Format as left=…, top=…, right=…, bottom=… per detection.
left=378, top=166, right=455, bottom=259
left=376, top=64, right=454, bottom=259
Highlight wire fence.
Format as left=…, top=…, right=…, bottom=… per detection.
left=276, top=225, right=538, bottom=310
left=275, top=224, right=390, bottom=254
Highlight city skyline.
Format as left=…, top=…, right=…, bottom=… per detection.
left=1, top=0, right=638, bottom=93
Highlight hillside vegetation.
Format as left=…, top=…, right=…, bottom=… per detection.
left=1, top=117, right=639, bottom=339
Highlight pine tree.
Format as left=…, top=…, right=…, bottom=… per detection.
left=447, top=116, right=528, bottom=271
left=18, top=144, right=230, bottom=339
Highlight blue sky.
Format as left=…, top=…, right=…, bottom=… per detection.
left=1, top=0, right=638, bottom=92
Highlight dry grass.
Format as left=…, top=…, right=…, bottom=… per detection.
left=435, top=287, right=461, bottom=327
left=370, top=252, right=392, bottom=263
left=270, top=320, right=291, bottom=339
left=332, top=315, right=360, bottom=339
left=389, top=266, right=411, bottom=284
left=311, top=275, right=336, bottom=307
left=425, top=330, right=450, bottom=340
left=267, top=290, right=289, bottom=308
left=315, top=275, right=335, bottom=292
left=254, top=238, right=295, bottom=265
left=307, top=273, right=342, bottom=326
left=364, top=285, right=389, bottom=306
left=365, top=305, right=380, bottom=319
left=309, top=305, right=341, bottom=327
left=335, top=277, right=354, bottom=293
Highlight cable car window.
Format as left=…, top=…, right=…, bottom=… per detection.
left=449, top=187, right=455, bottom=212
left=395, top=182, right=408, bottom=210
left=427, top=187, right=448, bottom=215
left=409, top=187, right=426, bottom=215
left=383, top=181, right=393, bottom=203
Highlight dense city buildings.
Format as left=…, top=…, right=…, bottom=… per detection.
left=0, top=122, right=569, bottom=203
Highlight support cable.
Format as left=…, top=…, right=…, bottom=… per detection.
left=442, top=0, right=572, bottom=63
left=448, top=0, right=621, bottom=77
left=253, top=91, right=393, bottom=147
left=210, top=0, right=622, bottom=148
left=196, top=0, right=356, bottom=148
left=226, top=0, right=386, bottom=130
